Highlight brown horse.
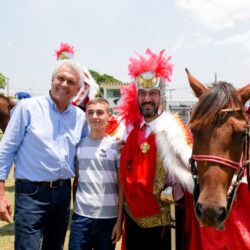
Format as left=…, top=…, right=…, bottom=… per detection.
left=0, top=95, right=16, bottom=132
left=186, top=69, right=250, bottom=229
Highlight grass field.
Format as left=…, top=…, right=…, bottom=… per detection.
left=0, top=167, right=121, bottom=250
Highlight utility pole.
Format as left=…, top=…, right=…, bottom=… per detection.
left=166, top=88, right=176, bottom=100
left=214, top=72, right=217, bottom=83
left=165, top=87, right=176, bottom=112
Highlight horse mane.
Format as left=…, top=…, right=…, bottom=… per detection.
left=189, top=82, right=246, bottom=129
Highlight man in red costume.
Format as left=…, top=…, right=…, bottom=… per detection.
left=119, top=49, right=193, bottom=250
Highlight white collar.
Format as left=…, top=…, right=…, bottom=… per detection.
left=140, top=112, right=165, bottom=131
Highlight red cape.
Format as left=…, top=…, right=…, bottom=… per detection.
left=184, top=183, right=250, bottom=250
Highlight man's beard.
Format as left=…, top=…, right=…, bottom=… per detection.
left=139, top=102, right=159, bottom=118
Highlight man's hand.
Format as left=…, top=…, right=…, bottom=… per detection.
left=0, top=196, right=12, bottom=223
left=115, top=138, right=125, bottom=154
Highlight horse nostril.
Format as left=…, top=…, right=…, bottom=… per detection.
left=195, top=202, right=203, bottom=219
left=217, top=206, right=227, bottom=222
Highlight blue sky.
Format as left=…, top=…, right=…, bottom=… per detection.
left=1, top=0, right=250, bottom=99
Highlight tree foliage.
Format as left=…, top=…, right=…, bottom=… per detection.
left=89, top=69, right=120, bottom=84
left=0, top=73, right=7, bottom=89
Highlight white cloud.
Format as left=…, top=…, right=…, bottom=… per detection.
left=171, top=32, right=214, bottom=49
left=214, top=31, right=250, bottom=51
left=170, top=37, right=185, bottom=53
left=175, top=0, right=250, bottom=30
left=179, top=31, right=250, bottom=52
left=187, top=33, right=213, bottom=48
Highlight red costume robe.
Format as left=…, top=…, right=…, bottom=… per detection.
left=184, top=183, right=250, bottom=250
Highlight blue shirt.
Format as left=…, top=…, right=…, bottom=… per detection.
left=0, top=95, right=88, bottom=181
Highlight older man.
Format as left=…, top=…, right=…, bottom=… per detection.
left=0, top=59, right=88, bottom=250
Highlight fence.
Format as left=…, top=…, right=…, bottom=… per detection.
left=169, top=105, right=192, bottom=124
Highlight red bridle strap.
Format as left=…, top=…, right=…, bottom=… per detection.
left=192, top=154, right=242, bottom=170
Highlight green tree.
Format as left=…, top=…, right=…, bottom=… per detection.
left=0, top=73, right=7, bottom=89
left=89, top=69, right=120, bottom=84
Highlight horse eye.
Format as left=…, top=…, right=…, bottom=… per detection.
left=191, top=128, right=196, bottom=134
left=191, top=128, right=198, bottom=139
left=240, top=130, right=247, bottom=140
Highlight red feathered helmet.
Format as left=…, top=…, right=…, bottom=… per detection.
left=128, top=49, right=173, bottom=95
left=117, top=49, right=174, bottom=126
left=130, top=49, right=174, bottom=115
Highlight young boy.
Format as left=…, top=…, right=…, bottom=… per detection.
left=69, top=97, right=123, bottom=250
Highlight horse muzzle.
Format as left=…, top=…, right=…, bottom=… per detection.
left=194, top=202, right=227, bottom=229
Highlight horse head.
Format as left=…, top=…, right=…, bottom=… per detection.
left=0, top=95, right=16, bottom=132
left=186, top=69, right=250, bottom=229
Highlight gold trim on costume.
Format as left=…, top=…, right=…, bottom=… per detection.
left=135, top=71, right=161, bottom=90
left=125, top=154, right=171, bottom=228
left=137, top=75, right=158, bottom=89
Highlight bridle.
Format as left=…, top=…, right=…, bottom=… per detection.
left=190, top=107, right=250, bottom=229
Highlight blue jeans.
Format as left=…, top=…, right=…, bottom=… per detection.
left=14, top=180, right=71, bottom=250
left=69, top=213, right=116, bottom=250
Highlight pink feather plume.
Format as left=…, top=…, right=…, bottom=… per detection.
left=55, top=42, right=75, bottom=60
left=128, top=48, right=173, bottom=82
left=116, top=82, right=142, bottom=127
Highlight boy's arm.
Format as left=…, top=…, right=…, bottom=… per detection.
left=72, top=162, right=79, bottom=203
left=116, top=169, right=124, bottom=225
left=112, top=169, right=124, bottom=244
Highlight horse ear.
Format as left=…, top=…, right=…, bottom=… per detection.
left=237, top=84, right=250, bottom=104
left=185, top=68, right=207, bottom=98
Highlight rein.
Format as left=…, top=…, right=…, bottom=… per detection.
left=190, top=107, right=250, bottom=229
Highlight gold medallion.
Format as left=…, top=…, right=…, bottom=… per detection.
left=140, top=142, right=150, bottom=154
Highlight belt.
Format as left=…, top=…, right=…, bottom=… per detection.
left=16, top=178, right=71, bottom=188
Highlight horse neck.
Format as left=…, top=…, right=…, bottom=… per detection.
left=8, top=99, right=16, bottom=110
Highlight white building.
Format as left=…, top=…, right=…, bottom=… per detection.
left=99, top=82, right=127, bottom=114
